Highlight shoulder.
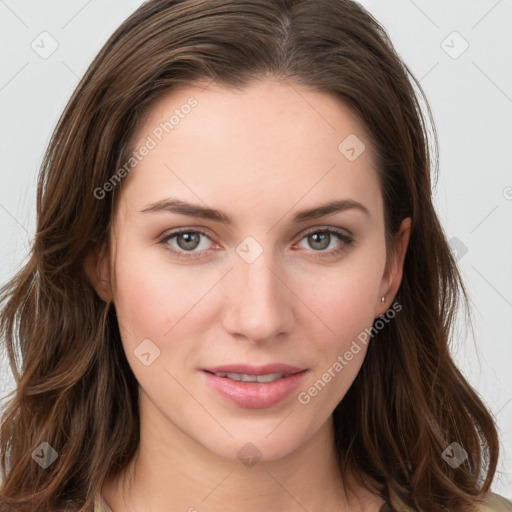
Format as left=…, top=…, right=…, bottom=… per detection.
left=389, top=492, right=512, bottom=512
left=474, top=493, right=512, bottom=512
left=94, top=494, right=113, bottom=512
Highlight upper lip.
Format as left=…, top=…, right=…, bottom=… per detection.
left=202, top=364, right=306, bottom=376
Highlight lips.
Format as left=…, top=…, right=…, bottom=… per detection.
left=201, top=363, right=308, bottom=408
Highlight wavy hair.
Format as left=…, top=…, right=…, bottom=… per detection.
left=0, top=1, right=499, bottom=510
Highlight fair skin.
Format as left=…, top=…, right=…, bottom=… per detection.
left=87, top=78, right=411, bottom=512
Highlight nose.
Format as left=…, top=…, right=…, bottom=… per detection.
left=221, top=249, right=296, bottom=344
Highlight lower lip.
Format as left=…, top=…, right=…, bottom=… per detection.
left=201, top=370, right=308, bottom=409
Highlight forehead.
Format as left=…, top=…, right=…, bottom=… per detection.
left=117, top=79, right=382, bottom=224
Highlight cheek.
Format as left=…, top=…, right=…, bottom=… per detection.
left=294, top=264, right=383, bottom=410
left=111, top=245, right=191, bottom=346
left=110, top=249, right=207, bottom=393
left=113, top=261, right=168, bottom=335
left=300, top=254, right=385, bottom=344
left=111, top=243, right=222, bottom=359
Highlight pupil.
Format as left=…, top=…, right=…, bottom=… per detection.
left=310, top=232, right=330, bottom=250
left=178, top=232, right=200, bottom=250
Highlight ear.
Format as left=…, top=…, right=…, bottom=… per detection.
left=375, top=217, right=411, bottom=317
left=84, top=242, right=112, bottom=303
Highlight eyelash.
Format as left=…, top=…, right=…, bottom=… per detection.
left=158, top=227, right=353, bottom=261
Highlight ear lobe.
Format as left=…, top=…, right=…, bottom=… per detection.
left=376, top=217, right=411, bottom=316
left=84, top=242, right=112, bottom=303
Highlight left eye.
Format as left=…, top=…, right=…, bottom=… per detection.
left=296, top=228, right=351, bottom=252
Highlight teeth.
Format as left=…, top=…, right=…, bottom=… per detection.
left=255, top=373, right=286, bottom=383
left=215, top=372, right=287, bottom=383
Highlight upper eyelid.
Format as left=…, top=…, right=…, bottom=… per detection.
left=300, top=225, right=352, bottom=238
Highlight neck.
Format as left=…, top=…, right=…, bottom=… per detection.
left=102, top=396, right=382, bottom=512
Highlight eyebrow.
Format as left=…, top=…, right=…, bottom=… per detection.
left=139, top=197, right=370, bottom=224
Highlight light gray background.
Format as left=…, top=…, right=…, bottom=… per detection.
left=1, top=0, right=511, bottom=500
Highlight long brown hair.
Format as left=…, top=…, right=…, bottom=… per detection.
left=0, top=1, right=499, bottom=510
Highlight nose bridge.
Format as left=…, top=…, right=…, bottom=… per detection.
left=222, top=239, right=295, bottom=342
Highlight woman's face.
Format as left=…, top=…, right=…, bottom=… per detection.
left=96, top=79, right=408, bottom=462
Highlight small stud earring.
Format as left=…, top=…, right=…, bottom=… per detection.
left=381, top=295, right=386, bottom=303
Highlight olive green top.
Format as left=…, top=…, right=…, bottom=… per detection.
left=95, top=492, right=512, bottom=511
